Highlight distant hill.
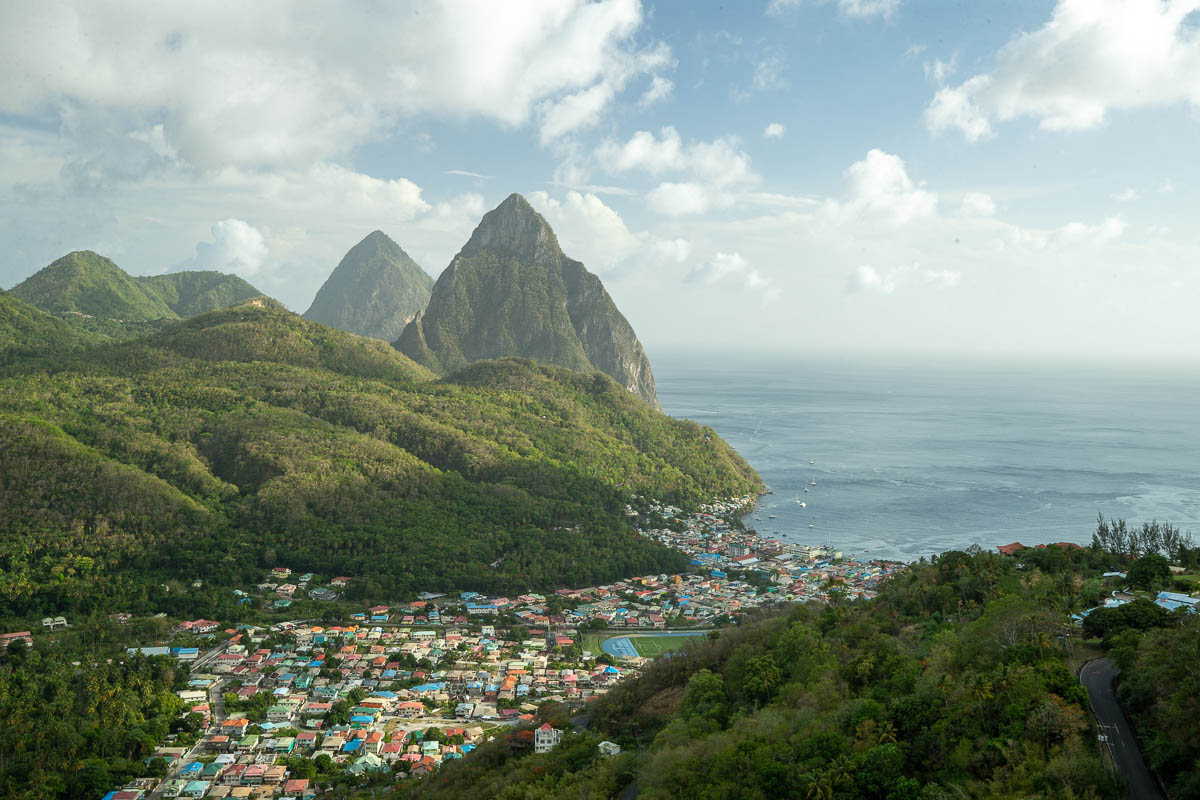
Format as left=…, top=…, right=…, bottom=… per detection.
left=395, top=193, right=660, bottom=409
left=0, top=298, right=759, bottom=620
left=139, top=270, right=264, bottom=318
left=0, top=290, right=95, bottom=361
left=303, top=230, right=434, bottom=341
left=9, top=250, right=264, bottom=322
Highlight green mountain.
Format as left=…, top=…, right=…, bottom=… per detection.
left=8, top=250, right=263, bottom=322
left=303, top=230, right=434, bottom=341
left=138, top=269, right=263, bottom=317
left=0, top=290, right=95, bottom=360
left=395, top=194, right=661, bottom=409
left=0, top=299, right=759, bottom=620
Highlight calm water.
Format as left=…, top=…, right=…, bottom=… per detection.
left=655, top=356, right=1200, bottom=562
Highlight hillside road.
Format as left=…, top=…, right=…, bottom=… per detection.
left=1079, top=658, right=1162, bottom=800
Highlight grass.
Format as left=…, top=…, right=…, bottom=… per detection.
left=629, top=635, right=698, bottom=658
left=581, top=630, right=707, bottom=659
left=580, top=632, right=614, bottom=656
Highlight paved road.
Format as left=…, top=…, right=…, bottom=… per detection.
left=1079, top=658, right=1162, bottom=800
left=146, top=654, right=226, bottom=800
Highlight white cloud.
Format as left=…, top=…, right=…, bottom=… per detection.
left=687, top=251, right=779, bottom=301
left=752, top=54, right=787, bottom=92
left=638, top=75, right=674, bottom=107
left=1112, top=187, right=1139, bottom=202
left=0, top=0, right=669, bottom=167
left=925, top=0, right=1200, bottom=140
left=923, top=269, right=962, bottom=289
left=527, top=190, right=641, bottom=270
left=763, top=122, right=786, bottom=139
left=651, top=238, right=692, bottom=263
left=537, top=82, right=618, bottom=144
left=214, top=163, right=430, bottom=221
left=596, top=126, right=756, bottom=215
left=837, top=0, right=902, bottom=18
left=848, top=264, right=960, bottom=293
left=1059, top=216, right=1126, bottom=244
left=768, top=0, right=901, bottom=20
left=443, top=170, right=492, bottom=179
left=959, top=191, right=996, bottom=217
left=646, top=181, right=714, bottom=216
left=828, top=149, right=936, bottom=225
left=690, top=251, right=748, bottom=284
left=848, top=265, right=899, bottom=293
left=596, top=127, right=755, bottom=187
left=923, top=57, right=956, bottom=85
left=187, top=219, right=268, bottom=277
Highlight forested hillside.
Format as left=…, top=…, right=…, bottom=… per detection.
left=0, top=646, right=186, bottom=800
left=399, top=548, right=1121, bottom=800
left=8, top=250, right=263, bottom=323
left=0, top=296, right=759, bottom=621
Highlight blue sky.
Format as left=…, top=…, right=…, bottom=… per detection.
left=1, top=0, right=1198, bottom=363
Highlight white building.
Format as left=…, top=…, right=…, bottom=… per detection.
left=598, top=741, right=622, bottom=756
left=534, top=724, right=563, bottom=754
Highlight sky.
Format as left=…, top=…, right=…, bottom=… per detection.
left=1, top=0, right=1199, bottom=364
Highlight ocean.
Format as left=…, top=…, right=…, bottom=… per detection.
left=654, top=356, right=1200, bottom=563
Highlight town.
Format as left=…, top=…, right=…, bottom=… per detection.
left=8, top=497, right=904, bottom=800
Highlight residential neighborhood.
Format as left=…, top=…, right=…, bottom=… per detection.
left=5, top=496, right=905, bottom=799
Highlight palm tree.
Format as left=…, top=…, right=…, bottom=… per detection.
left=799, top=771, right=834, bottom=800
left=937, top=672, right=955, bottom=710
left=966, top=673, right=994, bottom=731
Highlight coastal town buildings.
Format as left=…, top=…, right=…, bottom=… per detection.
left=75, top=495, right=905, bottom=798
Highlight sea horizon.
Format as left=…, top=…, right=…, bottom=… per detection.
left=654, top=354, right=1200, bottom=563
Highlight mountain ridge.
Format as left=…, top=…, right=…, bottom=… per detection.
left=0, top=297, right=759, bottom=620
left=9, top=250, right=264, bottom=322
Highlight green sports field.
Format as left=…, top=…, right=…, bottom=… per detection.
left=581, top=630, right=708, bottom=660
left=628, top=634, right=698, bottom=657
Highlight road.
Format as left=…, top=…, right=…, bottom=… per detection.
left=146, top=645, right=227, bottom=799
left=1079, top=658, right=1162, bottom=800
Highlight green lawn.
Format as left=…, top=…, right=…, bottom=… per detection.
left=580, top=632, right=613, bottom=656
left=630, top=635, right=698, bottom=657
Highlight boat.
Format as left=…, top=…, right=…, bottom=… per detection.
left=768, top=514, right=776, bottom=519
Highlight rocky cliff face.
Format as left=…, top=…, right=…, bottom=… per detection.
left=304, top=230, right=433, bottom=341
left=394, top=193, right=659, bottom=409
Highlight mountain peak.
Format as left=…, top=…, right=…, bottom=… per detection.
left=396, top=193, right=660, bottom=409
left=461, top=193, right=563, bottom=263
left=303, top=230, right=434, bottom=341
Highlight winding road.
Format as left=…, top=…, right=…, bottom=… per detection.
left=1079, top=658, right=1162, bottom=800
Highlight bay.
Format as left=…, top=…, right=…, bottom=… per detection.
left=655, top=355, right=1200, bottom=562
